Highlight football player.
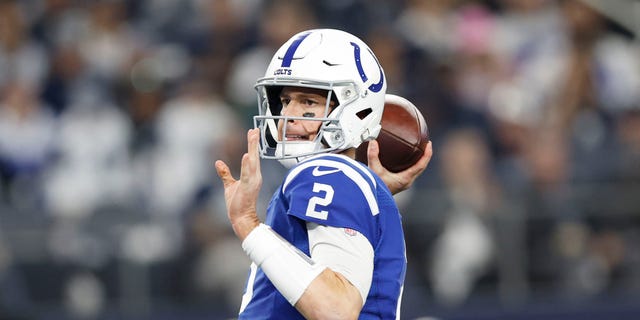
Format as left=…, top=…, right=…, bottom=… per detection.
left=215, top=29, right=432, bottom=319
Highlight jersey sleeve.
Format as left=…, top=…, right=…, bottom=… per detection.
left=281, top=156, right=379, bottom=243
left=307, top=222, right=374, bottom=304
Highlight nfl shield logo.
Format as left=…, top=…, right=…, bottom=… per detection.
left=344, top=228, right=357, bottom=236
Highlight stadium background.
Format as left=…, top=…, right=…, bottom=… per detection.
left=1, top=0, right=639, bottom=319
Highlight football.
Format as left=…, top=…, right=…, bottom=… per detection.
left=356, top=94, right=429, bottom=172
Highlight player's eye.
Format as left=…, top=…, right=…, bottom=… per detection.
left=304, top=99, right=318, bottom=106
left=280, top=98, right=291, bottom=106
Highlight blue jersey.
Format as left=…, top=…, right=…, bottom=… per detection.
left=238, top=154, right=407, bottom=319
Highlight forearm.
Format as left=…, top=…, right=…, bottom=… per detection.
left=242, top=224, right=363, bottom=318
left=295, top=269, right=362, bottom=320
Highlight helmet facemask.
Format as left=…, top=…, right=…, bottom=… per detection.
left=254, top=81, right=358, bottom=168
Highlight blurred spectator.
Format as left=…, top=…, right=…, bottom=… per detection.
left=490, top=0, right=565, bottom=127
left=0, top=82, right=55, bottom=211
left=0, top=0, right=49, bottom=89
left=78, top=0, right=144, bottom=82
left=525, top=0, right=640, bottom=186
left=451, top=2, right=500, bottom=116
left=550, top=0, right=640, bottom=127
left=520, top=127, right=582, bottom=289
left=41, top=44, right=92, bottom=115
left=138, top=79, right=240, bottom=217
left=395, top=0, right=460, bottom=60
left=43, top=91, right=133, bottom=219
left=429, top=128, right=500, bottom=306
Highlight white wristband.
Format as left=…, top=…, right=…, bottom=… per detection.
left=242, top=223, right=326, bottom=305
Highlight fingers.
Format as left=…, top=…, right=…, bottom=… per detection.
left=367, top=140, right=384, bottom=171
left=403, top=141, right=432, bottom=176
left=216, top=129, right=261, bottom=188
left=392, top=141, right=432, bottom=192
left=248, top=128, right=260, bottom=159
left=215, top=159, right=236, bottom=188
left=416, top=141, right=433, bottom=169
left=240, top=129, right=261, bottom=181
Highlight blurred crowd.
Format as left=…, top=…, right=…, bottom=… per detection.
left=0, top=0, right=639, bottom=319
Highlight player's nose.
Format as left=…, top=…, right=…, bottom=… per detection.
left=282, top=103, right=304, bottom=121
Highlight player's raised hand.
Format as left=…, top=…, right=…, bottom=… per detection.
left=367, top=139, right=433, bottom=195
left=215, top=128, right=262, bottom=240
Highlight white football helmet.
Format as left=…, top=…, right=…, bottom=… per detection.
left=253, top=28, right=387, bottom=168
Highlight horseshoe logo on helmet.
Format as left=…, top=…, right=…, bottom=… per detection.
left=351, top=42, right=384, bottom=93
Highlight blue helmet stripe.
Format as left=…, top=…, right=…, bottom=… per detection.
left=281, top=32, right=311, bottom=68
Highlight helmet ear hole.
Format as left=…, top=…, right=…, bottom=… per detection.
left=356, top=108, right=372, bottom=120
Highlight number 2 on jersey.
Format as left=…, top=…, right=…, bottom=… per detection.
left=305, top=183, right=334, bottom=220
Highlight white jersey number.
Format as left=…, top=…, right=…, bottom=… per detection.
left=305, top=183, right=334, bottom=220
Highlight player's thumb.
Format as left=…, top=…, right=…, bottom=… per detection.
left=215, top=160, right=235, bottom=188
left=367, top=140, right=382, bottom=168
